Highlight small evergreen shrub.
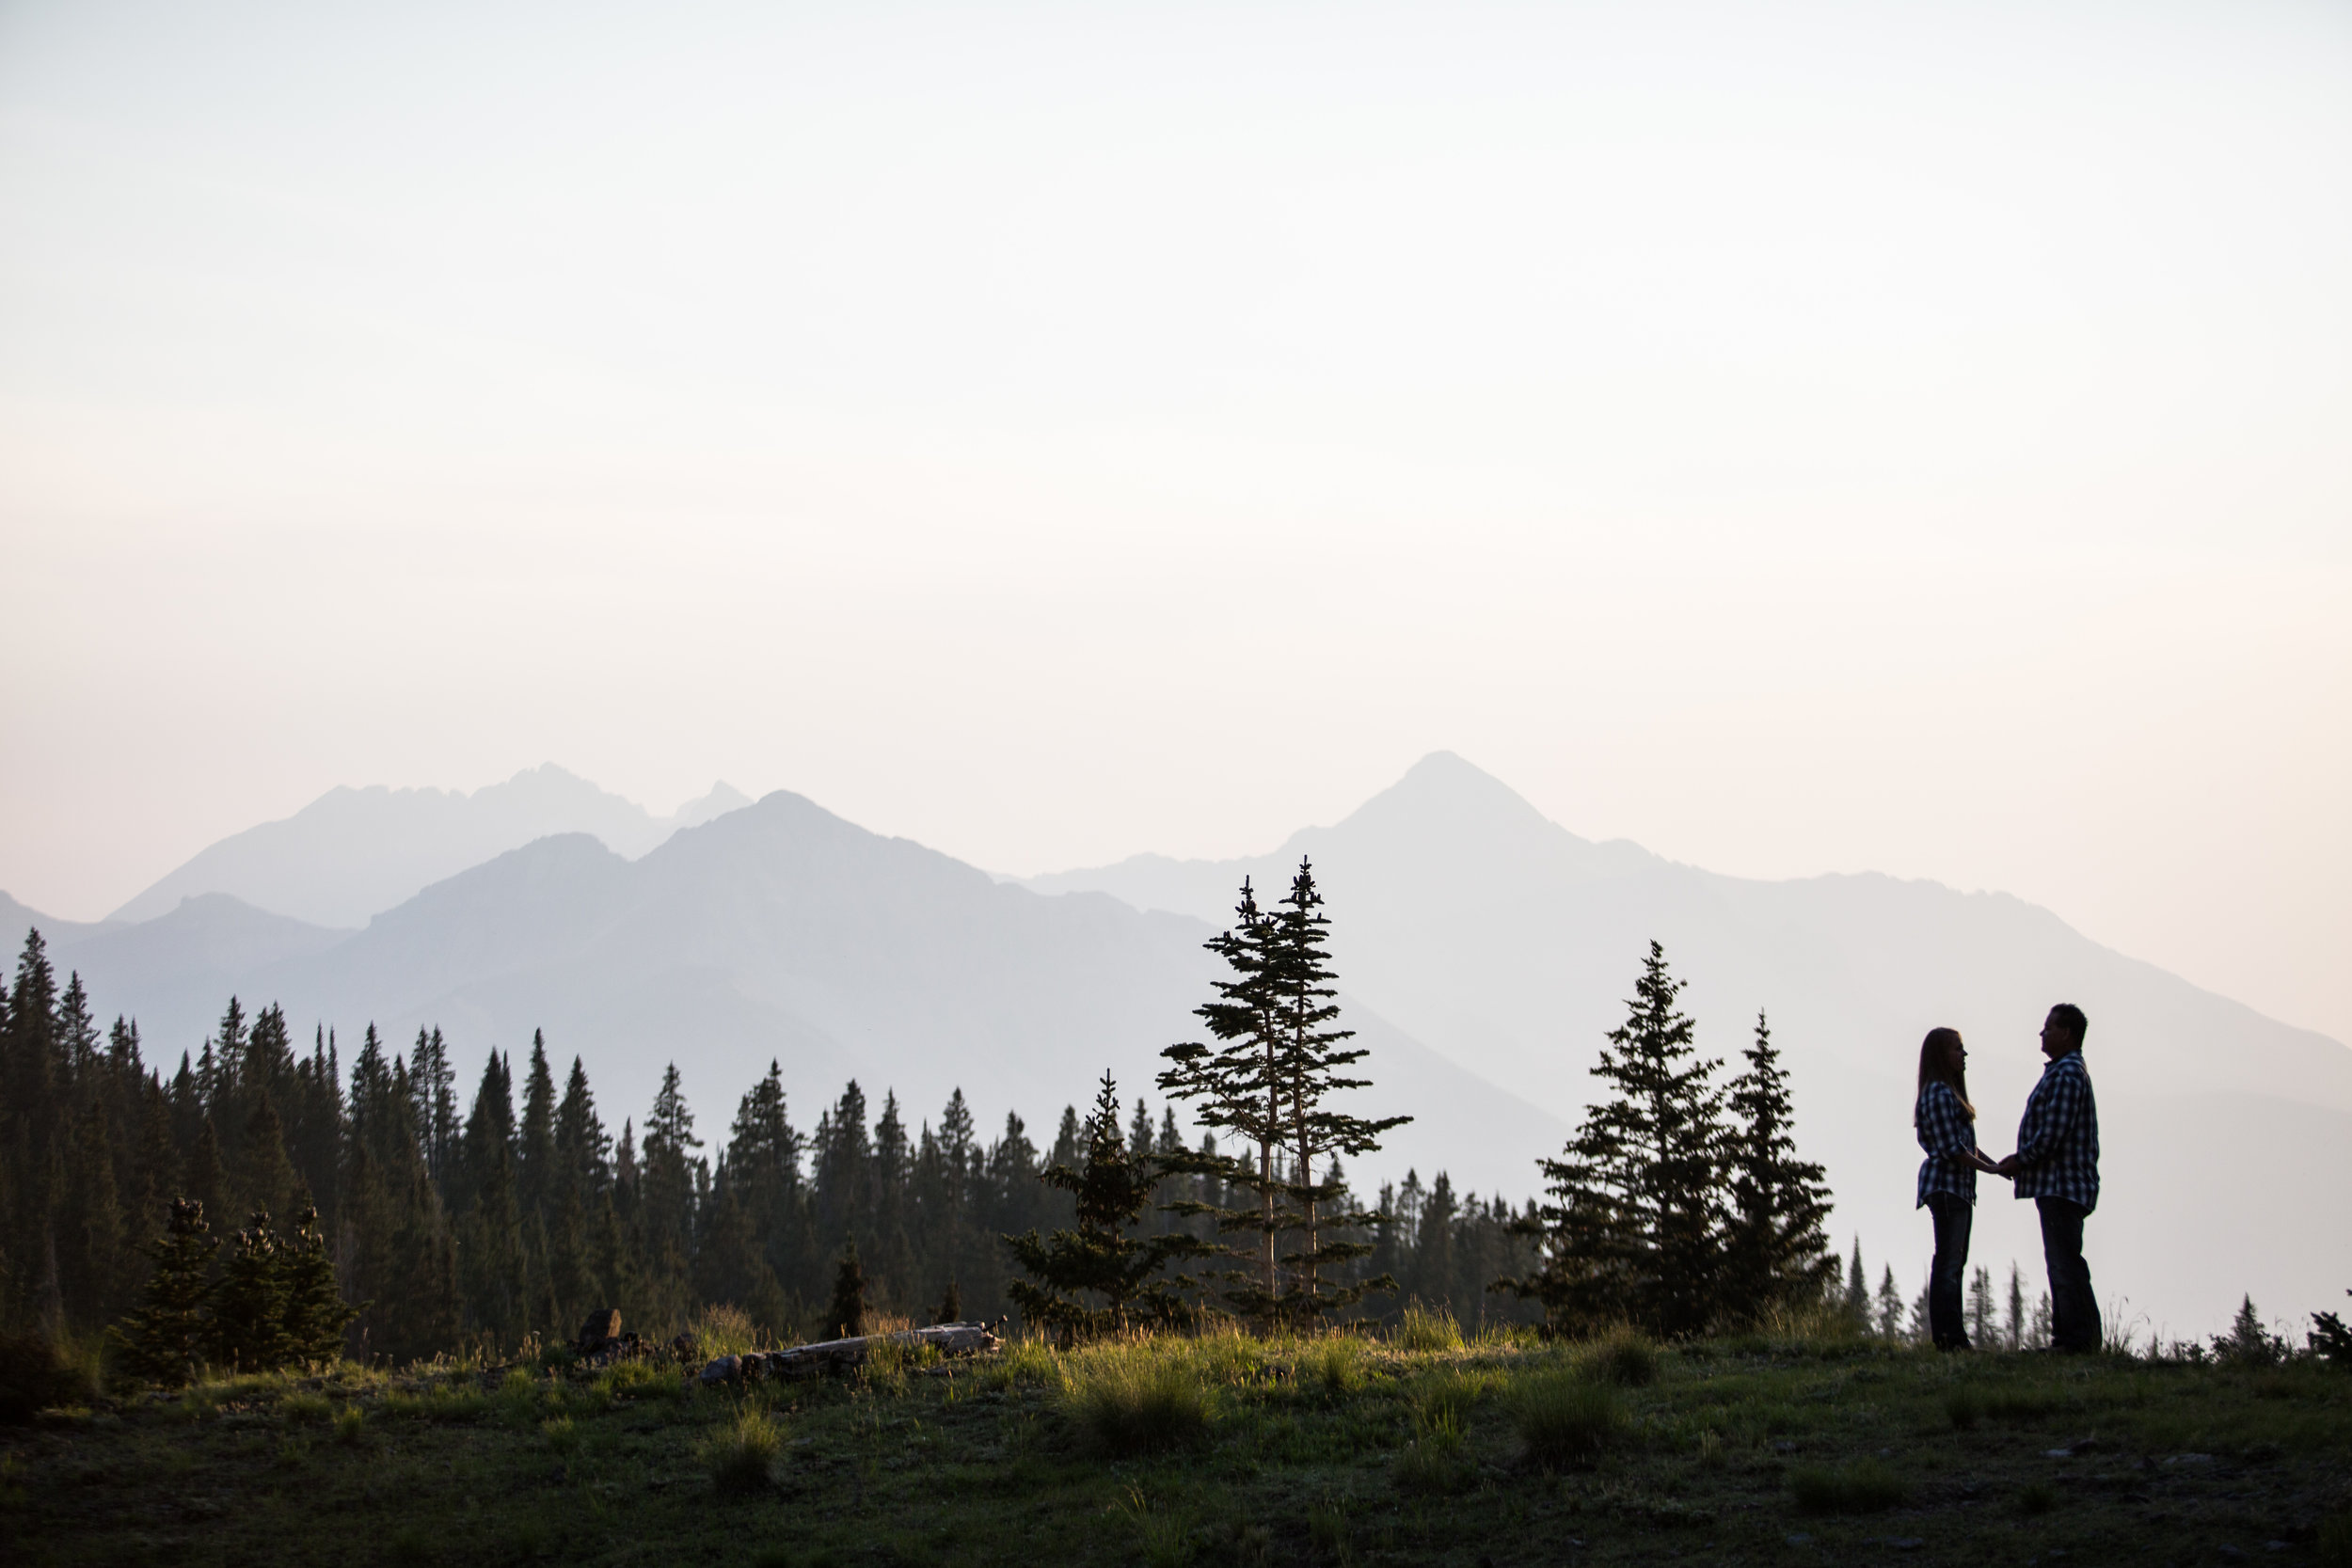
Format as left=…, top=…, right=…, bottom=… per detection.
left=1788, top=1458, right=1907, bottom=1513
left=1394, top=1303, right=1464, bottom=1354
left=1060, top=1345, right=1215, bottom=1455
left=702, top=1408, right=784, bottom=1497
left=1511, top=1372, right=1625, bottom=1469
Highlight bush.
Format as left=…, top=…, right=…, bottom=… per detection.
left=1574, top=1326, right=1661, bottom=1387
left=702, top=1408, right=784, bottom=1497
left=332, top=1406, right=366, bottom=1446
left=1512, top=1372, right=1625, bottom=1469
left=1061, top=1344, right=1215, bottom=1456
left=1394, top=1303, right=1464, bottom=1354
left=1788, top=1458, right=1907, bottom=1514
left=0, top=1329, right=99, bottom=1424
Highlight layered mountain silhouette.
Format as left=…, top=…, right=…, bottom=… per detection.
left=9, top=752, right=2347, bottom=1335
left=107, top=765, right=751, bottom=928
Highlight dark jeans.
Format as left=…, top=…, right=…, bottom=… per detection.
left=1926, top=1194, right=1973, bottom=1351
left=2038, top=1197, right=2098, bottom=1353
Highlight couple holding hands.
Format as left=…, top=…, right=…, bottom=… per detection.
left=1915, top=1004, right=2101, bottom=1354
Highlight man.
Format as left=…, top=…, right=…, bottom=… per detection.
left=1995, top=1004, right=2100, bottom=1353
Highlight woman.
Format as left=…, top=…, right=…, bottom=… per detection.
left=1915, top=1026, right=2000, bottom=1350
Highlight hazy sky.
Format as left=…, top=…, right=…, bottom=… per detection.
left=4, top=1, right=2348, bottom=1044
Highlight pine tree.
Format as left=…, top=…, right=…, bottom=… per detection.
left=826, top=1239, right=868, bottom=1339
left=1720, top=1013, right=1835, bottom=1321
left=1966, top=1265, right=1994, bottom=1346
left=1498, top=942, right=1729, bottom=1337
left=279, top=1202, right=360, bottom=1364
left=1907, top=1280, right=1931, bottom=1346
left=1875, top=1265, right=1902, bottom=1340
left=517, top=1034, right=558, bottom=1226
left=208, top=1211, right=293, bottom=1371
left=1158, top=864, right=1406, bottom=1327
left=1257, top=861, right=1407, bottom=1323
left=1005, top=1072, right=1216, bottom=1341
left=1844, top=1240, right=1867, bottom=1323
left=110, top=1197, right=217, bottom=1386
left=2005, top=1263, right=2026, bottom=1353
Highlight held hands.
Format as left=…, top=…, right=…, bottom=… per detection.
left=1992, top=1154, right=2022, bottom=1179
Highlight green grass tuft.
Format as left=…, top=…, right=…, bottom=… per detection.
left=701, top=1407, right=784, bottom=1497
left=1574, top=1325, right=1661, bottom=1387
left=1393, top=1303, right=1464, bottom=1354
left=1788, top=1457, right=1907, bottom=1513
left=2018, top=1481, right=2057, bottom=1515
left=1308, top=1335, right=1369, bottom=1394
left=1060, top=1343, right=1215, bottom=1455
left=1946, top=1386, right=1984, bottom=1430
left=1511, top=1371, right=1626, bottom=1469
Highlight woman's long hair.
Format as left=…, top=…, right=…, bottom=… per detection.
left=1915, top=1026, right=1975, bottom=1121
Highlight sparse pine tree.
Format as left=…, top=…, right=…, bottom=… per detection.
left=2005, top=1263, right=2026, bottom=1352
left=935, top=1279, right=962, bottom=1325
left=2030, top=1290, right=2053, bottom=1351
left=1907, top=1280, right=1932, bottom=1346
left=1844, top=1240, right=1867, bottom=1323
left=109, top=1197, right=217, bottom=1386
left=1966, top=1265, right=1994, bottom=1346
left=1875, top=1265, right=1902, bottom=1340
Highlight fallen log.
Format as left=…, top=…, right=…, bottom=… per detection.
left=699, top=1322, right=1003, bottom=1386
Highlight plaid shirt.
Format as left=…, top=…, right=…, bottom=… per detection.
left=2012, top=1049, right=2100, bottom=1212
left=1915, top=1080, right=1979, bottom=1207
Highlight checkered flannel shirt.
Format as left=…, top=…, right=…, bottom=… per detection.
left=2012, top=1049, right=2100, bottom=1212
left=1915, top=1080, right=1979, bottom=1208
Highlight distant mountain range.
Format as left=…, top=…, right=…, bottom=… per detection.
left=6, top=752, right=2345, bottom=1337
left=106, top=765, right=750, bottom=928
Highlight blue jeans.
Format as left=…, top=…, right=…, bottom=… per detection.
left=1926, top=1194, right=1973, bottom=1350
left=2037, top=1197, right=2098, bottom=1353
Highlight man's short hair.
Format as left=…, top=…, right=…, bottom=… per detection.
left=2048, top=1003, right=2088, bottom=1050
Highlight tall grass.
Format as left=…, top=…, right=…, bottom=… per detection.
left=1572, top=1326, right=1661, bottom=1387
left=691, top=1305, right=761, bottom=1359
left=701, top=1408, right=784, bottom=1497
left=1393, top=1303, right=1465, bottom=1354
left=1511, top=1372, right=1626, bottom=1469
left=1060, top=1341, right=1216, bottom=1455
left=1307, top=1336, right=1369, bottom=1394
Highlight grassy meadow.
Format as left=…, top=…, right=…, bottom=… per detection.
left=6, top=1309, right=2350, bottom=1567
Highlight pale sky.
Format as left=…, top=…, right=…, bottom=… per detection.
left=4, top=0, right=2349, bottom=1044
